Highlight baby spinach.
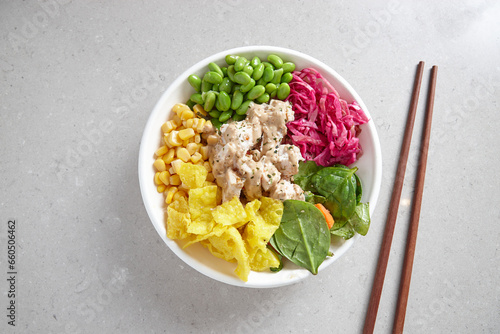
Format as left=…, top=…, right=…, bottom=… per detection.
left=311, top=166, right=358, bottom=224
left=292, top=161, right=371, bottom=240
left=270, top=200, right=330, bottom=275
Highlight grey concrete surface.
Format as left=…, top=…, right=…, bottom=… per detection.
left=1, top=0, right=499, bottom=333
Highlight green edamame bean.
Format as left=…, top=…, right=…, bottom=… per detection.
left=204, top=91, right=216, bottom=111
left=262, top=66, right=274, bottom=82
left=243, top=65, right=253, bottom=76
left=240, top=78, right=255, bottom=93
left=271, top=68, right=284, bottom=84
left=233, top=71, right=252, bottom=85
left=201, top=80, right=212, bottom=92
left=265, top=83, right=277, bottom=94
left=270, top=89, right=277, bottom=98
left=221, top=66, right=227, bottom=77
left=267, top=54, right=283, bottom=68
left=227, top=65, right=236, bottom=82
left=235, top=100, right=252, bottom=115
left=219, top=110, right=233, bottom=123
left=211, top=83, right=219, bottom=91
left=217, top=91, right=231, bottom=111
left=282, top=62, right=295, bottom=73
left=250, top=56, right=261, bottom=68
left=209, top=110, right=221, bottom=118
left=281, top=72, right=293, bottom=84
left=188, top=74, right=201, bottom=92
left=231, top=90, right=244, bottom=110
left=262, top=61, right=274, bottom=69
left=225, top=55, right=237, bottom=65
left=277, top=82, right=291, bottom=100
left=247, top=85, right=266, bottom=100
left=256, top=92, right=270, bottom=103
left=219, top=77, right=233, bottom=94
left=208, top=62, right=224, bottom=77
left=252, top=63, right=265, bottom=80
left=232, top=84, right=241, bottom=93
left=190, top=93, right=204, bottom=105
left=234, top=57, right=248, bottom=72
left=211, top=118, right=222, bottom=129
left=233, top=113, right=247, bottom=122
left=203, top=71, right=223, bottom=85
left=186, top=99, right=196, bottom=109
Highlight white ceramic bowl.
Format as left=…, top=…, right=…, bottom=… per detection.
left=138, top=46, right=382, bottom=288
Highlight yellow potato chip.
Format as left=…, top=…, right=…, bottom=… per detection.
left=258, top=197, right=284, bottom=227
left=187, top=186, right=218, bottom=235
left=249, top=247, right=280, bottom=272
left=178, top=163, right=208, bottom=189
left=182, top=224, right=226, bottom=249
left=212, top=196, right=248, bottom=226
left=169, top=196, right=189, bottom=214
left=208, top=226, right=250, bottom=281
left=244, top=199, right=261, bottom=221
left=166, top=205, right=190, bottom=240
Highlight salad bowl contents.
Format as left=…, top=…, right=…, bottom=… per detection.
left=138, top=46, right=382, bottom=288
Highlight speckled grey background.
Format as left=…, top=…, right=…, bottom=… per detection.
left=1, top=0, right=499, bottom=333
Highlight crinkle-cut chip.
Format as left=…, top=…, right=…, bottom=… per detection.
left=179, top=163, right=208, bottom=189
left=212, top=196, right=248, bottom=226
left=245, top=199, right=261, bottom=221
left=169, top=196, right=189, bottom=214
left=182, top=224, right=226, bottom=249
left=166, top=206, right=190, bottom=240
left=250, top=247, right=280, bottom=272
left=208, top=226, right=250, bottom=281
left=188, top=186, right=217, bottom=222
left=259, top=197, right=284, bottom=228
left=242, top=213, right=268, bottom=253
left=187, top=218, right=214, bottom=235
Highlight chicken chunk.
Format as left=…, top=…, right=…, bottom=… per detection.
left=269, top=180, right=305, bottom=201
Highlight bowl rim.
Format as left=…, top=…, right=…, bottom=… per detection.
left=138, top=45, right=382, bottom=288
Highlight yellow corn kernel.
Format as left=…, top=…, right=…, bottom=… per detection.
left=162, top=121, right=175, bottom=134
left=162, top=148, right=175, bottom=165
left=193, top=104, right=208, bottom=117
left=165, top=186, right=178, bottom=204
left=166, top=131, right=182, bottom=147
left=203, top=161, right=212, bottom=172
left=176, top=147, right=191, bottom=163
left=153, top=158, right=166, bottom=172
left=154, top=172, right=162, bottom=185
left=170, top=174, right=181, bottom=186
left=178, top=183, right=189, bottom=192
left=194, top=133, right=201, bottom=143
left=196, top=118, right=206, bottom=133
left=180, top=109, right=194, bottom=121
left=183, top=139, right=190, bottom=147
left=155, top=145, right=168, bottom=157
left=171, top=159, right=184, bottom=174
left=157, top=184, right=166, bottom=193
left=178, top=128, right=195, bottom=141
left=173, top=190, right=187, bottom=202
left=186, top=118, right=194, bottom=129
left=172, top=115, right=182, bottom=127
left=191, top=152, right=202, bottom=164
left=169, top=166, right=175, bottom=174
left=159, top=171, right=170, bottom=185
left=200, top=146, right=209, bottom=160
left=206, top=172, right=215, bottom=182
left=172, top=103, right=190, bottom=116
left=186, top=143, right=199, bottom=155
left=195, top=160, right=204, bottom=166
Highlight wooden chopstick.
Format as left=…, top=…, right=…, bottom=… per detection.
left=363, top=61, right=425, bottom=334
left=393, top=65, right=438, bottom=333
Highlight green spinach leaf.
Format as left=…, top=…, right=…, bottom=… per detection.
left=304, top=191, right=327, bottom=205
left=349, top=202, right=370, bottom=236
left=270, top=200, right=330, bottom=275
left=311, top=166, right=358, bottom=224
left=330, top=223, right=355, bottom=240
left=293, top=161, right=323, bottom=192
